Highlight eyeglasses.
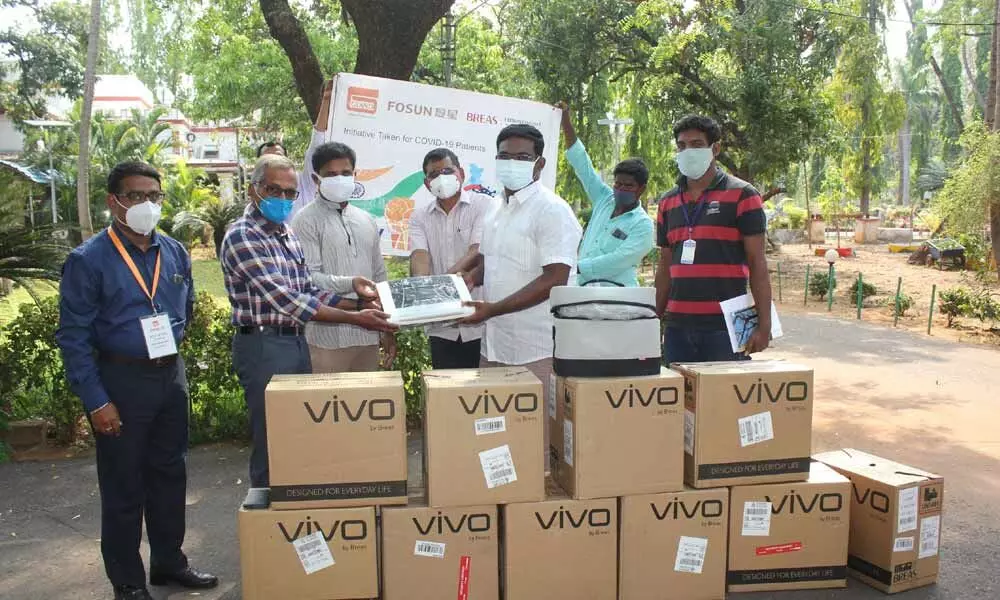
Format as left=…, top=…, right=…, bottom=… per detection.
left=496, top=152, right=537, bottom=162
left=116, top=191, right=166, bottom=205
left=426, top=167, right=457, bottom=179
left=256, top=183, right=300, bottom=200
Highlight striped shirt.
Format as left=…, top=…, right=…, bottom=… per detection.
left=291, top=200, right=387, bottom=350
left=656, top=168, right=766, bottom=330
left=220, top=203, right=341, bottom=327
left=408, top=188, right=497, bottom=342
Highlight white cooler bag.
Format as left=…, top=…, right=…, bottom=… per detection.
left=550, top=281, right=661, bottom=377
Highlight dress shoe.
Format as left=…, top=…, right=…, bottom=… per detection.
left=149, top=565, right=219, bottom=589
left=113, top=586, right=153, bottom=600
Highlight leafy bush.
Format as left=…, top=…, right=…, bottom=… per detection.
left=393, top=328, right=431, bottom=426
left=809, top=271, right=836, bottom=299
left=0, top=297, right=82, bottom=444
left=182, top=292, right=247, bottom=444
left=890, top=293, right=914, bottom=317
left=0, top=400, right=11, bottom=462
left=785, top=206, right=807, bottom=230
left=938, top=287, right=973, bottom=327
left=937, top=286, right=1000, bottom=327
left=955, top=233, right=989, bottom=271
left=849, top=279, right=877, bottom=300
left=0, top=293, right=248, bottom=447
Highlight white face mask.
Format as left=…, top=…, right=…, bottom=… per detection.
left=319, top=175, right=356, bottom=203
left=495, top=158, right=538, bottom=192
left=675, top=148, right=715, bottom=180
left=117, top=200, right=162, bottom=236
left=428, top=173, right=461, bottom=200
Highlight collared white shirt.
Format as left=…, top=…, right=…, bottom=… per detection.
left=291, top=199, right=387, bottom=350
left=409, top=188, right=497, bottom=342
left=480, top=181, right=582, bottom=365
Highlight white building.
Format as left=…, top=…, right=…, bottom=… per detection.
left=0, top=74, right=248, bottom=200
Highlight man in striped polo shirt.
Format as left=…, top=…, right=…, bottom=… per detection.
left=654, top=115, right=772, bottom=363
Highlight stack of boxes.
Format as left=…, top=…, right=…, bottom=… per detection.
left=238, top=372, right=408, bottom=600
left=236, top=362, right=944, bottom=599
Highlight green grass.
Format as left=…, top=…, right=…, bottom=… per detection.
left=0, top=284, right=58, bottom=326
left=192, top=259, right=227, bottom=304
left=0, top=259, right=227, bottom=327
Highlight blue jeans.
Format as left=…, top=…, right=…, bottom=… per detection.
left=663, top=327, right=750, bottom=365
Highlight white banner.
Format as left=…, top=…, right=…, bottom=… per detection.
left=326, top=73, right=561, bottom=255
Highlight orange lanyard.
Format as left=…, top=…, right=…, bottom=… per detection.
left=107, top=226, right=160, bottom=310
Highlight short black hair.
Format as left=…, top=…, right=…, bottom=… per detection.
left=422, top=147, right=461, bottom=174
left=613, top=158, right=649, bottom=186
left=496, top=124, right=545, bottom=157
left=672, top=115, right=722, bottom=145
left=108, top=161, right=161, bottom=194
left=312, top=142, right=356, bottom=173
left=256, top=140, right=285, bottom=157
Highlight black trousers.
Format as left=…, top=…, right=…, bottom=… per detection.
left=94, top=358, right=189, bottom=588
left=429, top=336, right=482, bottom=369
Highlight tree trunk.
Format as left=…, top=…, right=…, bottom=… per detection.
left=991, top=1, right=1000, bottom=278
left=902, top=0, right=965, bottom=132
left=991, top=202, right=1000, bottom=280
left=259, top=0, right=326, bottom=122
left=342, top=0, right=455, bottom=79
left=898, top=116, right=911, bottom=205
left=76, top=0, right=101, bottom=240
left=962, top=40, right=987, bottom=116
left=261, top=0, right=456, bottom=121
left=993, top=0, right=1000, bottom=130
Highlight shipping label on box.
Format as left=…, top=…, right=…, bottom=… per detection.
left=265, top=372, right=407, bottom=510
left=727, top=461, right=850, bottom=593
left=673, top=361, right=813, bottom=488
left=620, top=488, right=729, bottom=600
left=382, top=503, right=499, bottom=600
left=555, top=369, right=684, bottom=499
left=815, top=449, right=944, bottom=594
left=239, top=504, right=378, bottom=600
left=503, top=495, right=618, bottom=600
left=423, top=368, right=544, bottom=507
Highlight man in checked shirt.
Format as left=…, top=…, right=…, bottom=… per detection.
left=220, top=154, right=397, bottom=488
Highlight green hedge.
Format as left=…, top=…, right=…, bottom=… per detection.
left=0, top=293, right=247, bottom=446
left=0, top=290, right=432, bottom=454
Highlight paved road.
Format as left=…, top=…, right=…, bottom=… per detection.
left=1, top=313, right=998, bottom=600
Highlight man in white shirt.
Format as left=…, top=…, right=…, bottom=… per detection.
left=409, top=148, right=497, bottom=369
left=463, top=124, right=582, bottom=466
left=291, top=142, right=395, bottom=373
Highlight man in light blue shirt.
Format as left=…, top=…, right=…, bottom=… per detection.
left=558, top=102, right=654, bottom=287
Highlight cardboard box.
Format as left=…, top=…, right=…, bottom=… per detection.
left=503, top=493, right=618, bottom=600
left=555, top=369, right=685, bottom=499
left=238, top=503, right=378, bottom=600
left=423, top=368, right=544, bottom=507
left=619, top=487, right=729, bottom=600
left=673, top=361, right=814, bottom=488
left=266, top=372, right=407, bottom=510
left=381, top=502, right=499, bottom=600
left=815, top=449, right=944, bottom=594
left=727, top=461, right=850, bottom=593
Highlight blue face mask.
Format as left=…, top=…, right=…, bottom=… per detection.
left=614, top=189, right=639, bottom=210
left=259, top=197, right=294, bottom=224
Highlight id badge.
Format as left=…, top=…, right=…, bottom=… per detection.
left=140, top=313, right=178, bottom=359
left=680, top=239, right=697, bottom=265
